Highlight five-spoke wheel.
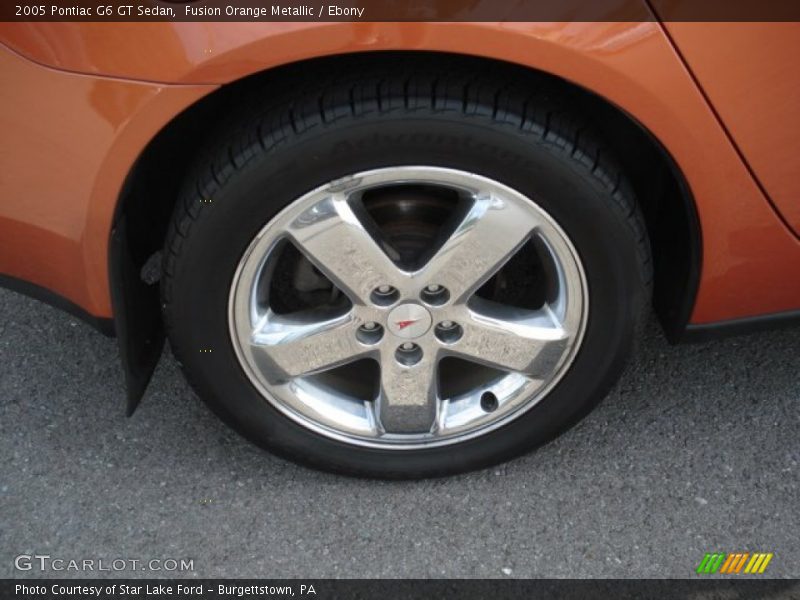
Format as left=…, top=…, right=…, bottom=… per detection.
left=229, top=167, right=587, bottom=448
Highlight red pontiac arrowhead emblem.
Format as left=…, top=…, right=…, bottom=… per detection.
left=396, top=319, right=419, bottom=330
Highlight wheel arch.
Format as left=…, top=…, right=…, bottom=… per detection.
left=112, top=50, right=700, bottom=412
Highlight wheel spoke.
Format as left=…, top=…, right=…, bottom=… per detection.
left=376, top=347, right=439, bottom=434
left=288, top=194, right=402, bottom=305
left=418, top=193, right=535, bottom=302
left=445, top=302, right=571, bottom=378
left=250, top=311, right=369, bottom=381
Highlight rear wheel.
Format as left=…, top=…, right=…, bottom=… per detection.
left=162, top=57, right=651, bottom=478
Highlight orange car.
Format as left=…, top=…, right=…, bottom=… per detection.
left=1, top=14, right=799, bottom=477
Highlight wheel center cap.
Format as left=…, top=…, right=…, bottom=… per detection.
left=387, top=303, right=432, bottom=339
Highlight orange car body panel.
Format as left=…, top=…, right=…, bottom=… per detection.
left=1, top=20, right=799, bottom=325
left=662, top=22, right=800, bottom=237
left=0, top=46, right=214, bottom=317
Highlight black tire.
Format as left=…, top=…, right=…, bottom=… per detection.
left=162, top=56, right=652, bottom=478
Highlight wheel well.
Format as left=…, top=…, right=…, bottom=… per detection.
left=115, top=51, right=700, bottom=347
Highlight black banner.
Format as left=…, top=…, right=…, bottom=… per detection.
left=3, top=579, right=800, bottom=600
left=3, top=0, right=800, bottom=22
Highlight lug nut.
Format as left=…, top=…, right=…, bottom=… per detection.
left=395, top=342, right=423, bottom=366
left=420, top=284, right=449, bottom=306
left=434, top=320, right=463, bottom=344
left=356, top=322, right=383, bottom=345
left=371, top=285, right=400, bottom=306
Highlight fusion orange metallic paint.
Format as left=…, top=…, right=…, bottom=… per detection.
left=1, top=19, right=799, bottom=327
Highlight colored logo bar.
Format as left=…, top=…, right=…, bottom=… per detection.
left=696, top=552, right=773, bottom=574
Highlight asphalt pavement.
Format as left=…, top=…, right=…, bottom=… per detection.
left=1, top=287, right=798, bottom=579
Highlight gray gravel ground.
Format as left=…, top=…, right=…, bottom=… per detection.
left=1, top=287, right=798, bottom=579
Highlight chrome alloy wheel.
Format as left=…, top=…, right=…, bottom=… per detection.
left=229, top=166, right=588, bottom=449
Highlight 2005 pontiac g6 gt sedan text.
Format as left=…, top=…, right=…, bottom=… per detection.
left=1, top=14, right=798, bottom=477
